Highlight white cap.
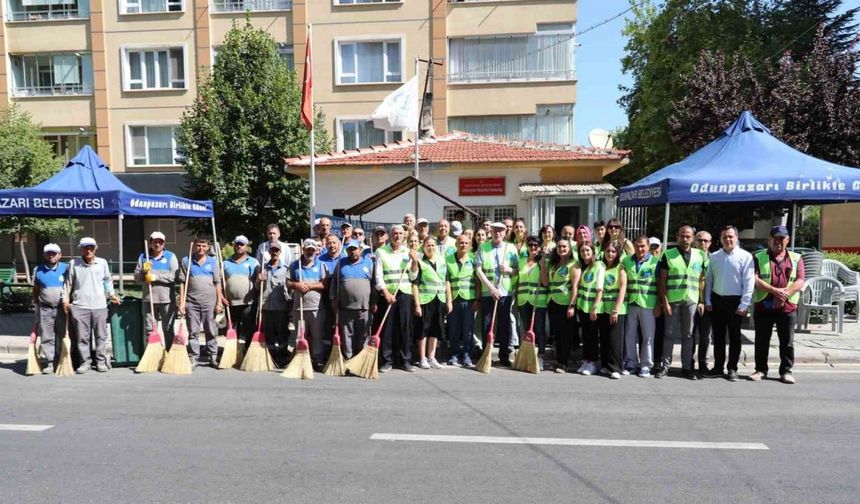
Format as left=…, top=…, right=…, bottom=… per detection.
left=313, top=218, right=321, bottom=226
left=417, top=218, right=429, bottom=225
left=451, top=221, right=463, bottom=237
left=490, top=222, right=507, bottom=230
left=268, top=240, right=282, bottom=250
left=649, top=237, right=661, bottom=247
left=302, top=238, right=319, bottom=250
left=149, top=231, right=166, bottom=241
left=233, top=235, right=249, bottom=245
left=79, top=237, right=97, bottom=248
left=43, top=243, right=61, bottom=254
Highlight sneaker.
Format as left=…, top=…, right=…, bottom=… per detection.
left=610, top=371, right=621, bottom=380
left=75, top=364, right=89, bottom=374
left=209, top=358, right=219, bottom=368
left=621, top=368, right=632, bottom=376
left=462, top=356, right=474, bottom=368
left=401, top=362, right=416, bottom=373
left=554, top=365, right=566, bottom=374
left=96, top=362, right=108, bottom=373
left=538, top=357, right=544, bottom=372
left=705, top=368, right=724, bottom=378
left=190, top=358, right=199, bottom=370
left=447, top=356, right=459, bottom=366
left=780, top=373, right=796, bottom=384
left=726, top=370, right=739, bottom=382
left=681, top=369, right=698, bottom=381
left=638, top=367, right=651, bottom=378
left=655, top=367, right=669, bottom=379
left=600, top=367, right=610, bottom=375
left=429, top=358, right=443, bottom=369
left=419, top=358, right=430, bottom=369
left=379, top=362, right=393, bottom=373
left=576, top=362, right=587, bottom=374
left=41, top=363, right=54, bottom=375
left=749, top=371, right=766, bottom=382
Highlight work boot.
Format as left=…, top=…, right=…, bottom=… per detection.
left=726, top=370, right=739, bottom=382
left=41, top=363, right=54, bottom=375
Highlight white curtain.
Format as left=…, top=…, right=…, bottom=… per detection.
left=52, top=55, right=78, bottom=85
left=449, top=105, right=573, bottom=145
left=141, top=0, right=165, bottom=11
left=449, top=34, right=574, bottom=82
left=22, top=0, right=75, bottom=6
left=357, top=42, right=383, bottom=83
left=148, top=127, right=174, bottom=165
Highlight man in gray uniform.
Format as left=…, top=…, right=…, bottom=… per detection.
left=32, top=243, right=68, bottom=374
left=134, top=231, right=179, bottom=348
left=66, top=237, right=120, bottom=373
left=287, top=239, right=328, bottom=369
left=260, top=241, right=290, bottom=366
left=330, top=239, right=375, bottom=358
left=178, top=237, right=224, bottom=368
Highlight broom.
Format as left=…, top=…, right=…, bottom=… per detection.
left=216, top=243, right=239, bottom=370
left=345, top=264, right=409, bottom=380
left=283, top=256, right=314, bottom=380
left=323, top=263, right=345, bottom=376
left=475, top=296, right=498, bottom=374
left=55, top=315, right=74, bottom=377
left=240, top=280, right=274, bottom=372
left=160, top=242, right=194, bottom=375
left=516, top=305, right=540, bottom=374
left=136, top=240, right=165, bottom=373
left=25, top=320, right=42, bottom=376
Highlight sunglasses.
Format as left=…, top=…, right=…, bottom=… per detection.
left=527, top=243, right=540, bottom=248
left=608, top=225, right=621, bottom=229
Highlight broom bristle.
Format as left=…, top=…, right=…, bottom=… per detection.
left=218, top=337, right=238, bottom=369
left=518, top=338, right=540, bottom=374
left=282, top=348, right=314, bottom=379
left=475, top=336, right=493, bottom=374
left=240, top=341, right=274, bottom=372
left=135, top=334, right=165, bottom=373
left=323, top=343, right=346, bottom=377
left=55, top=336, right=75, bottom=377
left=345, top=345, right=379, bottom=380
left=25, top=342, right=42, bottom=376
left=160, top=334, right=192, bottom=375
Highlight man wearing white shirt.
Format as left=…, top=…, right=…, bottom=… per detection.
left=256, top=223, right=294, bottom=266
left=704, top=225, right=755, bottom=382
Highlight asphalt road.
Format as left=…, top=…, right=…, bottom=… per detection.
left=1, top=362, right=859, bottom=504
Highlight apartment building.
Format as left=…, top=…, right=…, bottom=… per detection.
left=0, top=0, right=578, bottom=265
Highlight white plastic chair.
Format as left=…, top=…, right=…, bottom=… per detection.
left=801, top=251, right=823, bottom=278
left=824, top=259, right=860, bottom=322
left=799, top=277, right=844, bottom=334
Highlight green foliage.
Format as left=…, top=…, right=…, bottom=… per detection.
left=796, top=206, right=820, bottom=248
left=824, top=251, right=860, bottom=272
left=0, top=105, right=77, bottom=239
left=178, top=21, right=331, bottom=243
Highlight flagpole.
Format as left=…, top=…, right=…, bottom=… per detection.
left=308, top=23, right=316, bottom=234
left=414, top=56, right=419, bottom=217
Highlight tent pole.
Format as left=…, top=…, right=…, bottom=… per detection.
left=414, top=56, right=420, bottom=217
left=210, top=217, right=219, bottom=255
left=790, top=203, right=797, bottom=250
left=662, top=202, right=670, bottom=246
left=118, top=213, right=124, bottom=295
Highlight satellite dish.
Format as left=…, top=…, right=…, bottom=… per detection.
left=588, top=128, right=613, bottom=149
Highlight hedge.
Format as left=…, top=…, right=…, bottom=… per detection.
left=824, top=251, right=860, bottom=272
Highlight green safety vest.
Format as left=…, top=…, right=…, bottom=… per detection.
left=447, top=253, right=476, bottom=301
left=664, top=247, right=705, bottom=304
left=478, top=241, right=517, bottom=296
left=754, top=250, right=801, bottom=304
left=601, top=264, right=627, bottom=315
left=576, top=262, right=605, bottom=313
left=621, top=255, right=659, bottom=309
left=548, top=258, right=578, bottom=305
left=418, top=256, right=447, bottom=304
left=376, top=244, right=413, bottom=295
left=516, top=257, right=548, bottom=308
left=438, top=236, right=457, bottom=257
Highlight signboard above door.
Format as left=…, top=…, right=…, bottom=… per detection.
left=459, top=177, right=506, bottom=197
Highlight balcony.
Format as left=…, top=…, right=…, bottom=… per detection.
left=210, top=0, right=291, bottom=13
left=12, top=83, right=93, bottom=97
left=448, top=33, right=575, bottom=84
left=10, top=54, right=94, bottom=97
left=6, top=0, right=88, bottom=21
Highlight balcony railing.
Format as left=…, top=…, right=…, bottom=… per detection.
left=12, top=84, right=93, bottom=97
left=6, top=4, right=85, bottom=21
left=211, top=0, right=291, bottom=12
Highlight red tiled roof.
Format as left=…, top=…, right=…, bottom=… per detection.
left=285, top=131, right=630, bottom=167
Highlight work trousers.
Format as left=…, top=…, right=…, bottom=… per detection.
left=263, top=309, right=290, bottom=365
left=447, top=299, right=476, bottom=361
left=754, top=310, right=796, bottom=375
left=377, top=292, right=414, bottom=367
left=186, top=302, right=218, bottom=362
left=597, top=313, right=625, bottom=373
left=38, top=304, right=64, bottom=365
left=577, top=309, right=600, bottom=362
left=711, top=294, right=743, bottom=373
left=548, top=301, right=577, bottom=369
left=624, top=305, right=655, bottom=370
left=518, top=303, right=548, bottom=355
left=71, top=306, right=108, bottom=367
left=338, top=308, right=370, bottom=359
left=294, top=308, right=325, bottom=363
left=692, top=310, right=713, bottom=371
left=663, top=300, right=698, bottom=371
left=229, top=304, right=257, bottom=350
left=481, top=296, right=514, bottom=364
left=143, top=302, right=176, bottom=350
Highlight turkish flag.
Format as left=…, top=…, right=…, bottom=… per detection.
left=299, top=30, right=313, bottom=131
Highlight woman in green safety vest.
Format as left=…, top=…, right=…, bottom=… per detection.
left=575, top=241, right=605, bottom=376
left=414, top=237, right=451, bottom=370
left=598, top=240, right=627, bottom=379
left=540, top=225, right=557, bottom=256
left=512, top=218, right=529, bottom=260
left=516, top=235, right=549, bottom=371
left=547, top=238, right=581, bottom=373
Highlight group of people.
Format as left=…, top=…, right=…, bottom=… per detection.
left=30, top=215, right=803, bottom=384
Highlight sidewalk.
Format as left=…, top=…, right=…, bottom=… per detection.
left=2, top=311, right=860, bottom=365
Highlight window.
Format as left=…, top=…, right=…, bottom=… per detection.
left=43, top=133, right=95, bottom=162
left=449, top=103, right=574, bottom=145
left=10, top=54, right=94, bottom=96
left=337, top=39, right=402, bottom=84
left=336, top=0, right=399, bottom=4
left=338, top=119, right=402, bottom=150
left=124, top=47, right=185, bottom=90
left=121, top=0, right=182, bottom=14
left=448, top=28, right=575, bottom=83
left=127, top=125, right=184, bottom=166
left=444, top=205, right=516, bottom=224
left=6, top=0, right=89, bottom=21
left=210, top=0, right=291, bottom=12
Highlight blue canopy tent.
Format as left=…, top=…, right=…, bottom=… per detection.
left=0, top=146, right=215, bottom=291
left=618, top=111, right=860, bottom=246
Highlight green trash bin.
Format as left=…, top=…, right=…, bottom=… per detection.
left=110, top=297, right=143, bottom=367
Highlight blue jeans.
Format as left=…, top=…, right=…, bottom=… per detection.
left=448, top=299, right=475, bottom=360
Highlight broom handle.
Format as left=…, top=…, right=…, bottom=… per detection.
left=256, top=275, right=265, bottom=331
left=297, top=254, right=305, bottom=340
left=216, top=242, right=233, bottom=328
left=143, top=241, right=161, bottom=345
left=373, top=258, right=411, bottom=336
left=177, top=241, right=194, bottom=344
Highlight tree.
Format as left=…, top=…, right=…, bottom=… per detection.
left=178, top=21, right=332, bottom=243
left=0, top=105, right=75, bottom=282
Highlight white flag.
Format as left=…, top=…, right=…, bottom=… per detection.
left=371, top=76, right=419, bottom=133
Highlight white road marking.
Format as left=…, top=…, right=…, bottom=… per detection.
left=0, top=424, right=53, bottom=432
left=793, top=369, right=860, bottom=374
left=371, top=433, right=768, bottom=450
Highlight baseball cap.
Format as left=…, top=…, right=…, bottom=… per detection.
left=648, top=237, right=661, bottom=247
left=417, top=218, right=429, bottom=225
left=79, top=237, right=97, bottom=248
left=451, top=221, right=463, bottom=237
left=341, top=222, right=353, bottom=229
left=346, top=239, right=361, bottom=250
left=373, top=225, right=387, bottom=234
left=770, top=225, right=789, bottom=237
left=302, top=238, right=318, bottom=250
left=268, top=241, right=282, bottom=250
left=234, top=235, right=249, bottom=245
left=43, top=243, right=61, bottom=254
left=149, top=231, right=166, bottom=241
left=490, top=222, right=506, bottom=230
